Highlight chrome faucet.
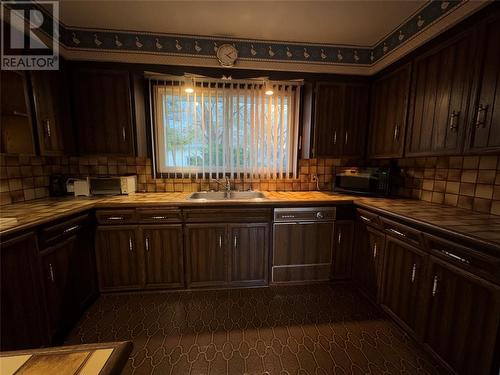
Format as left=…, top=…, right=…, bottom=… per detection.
left=214, top=176, right=231, bottom=198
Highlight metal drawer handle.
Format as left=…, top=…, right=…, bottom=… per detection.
left=432, top=275, right=438, bottom=297
left=107, top=216, right=124, bottom=220
left=449, top=110, right=460, bottom=131
left=281, top=215, right=296, bottom=219
left=359, top=215, right=371, bottom=223
left=129, top=237, right=133, bottom=252
left=337, top=231, right=342, bottom=245
left=344, top=131, right=348, bottom=145
left=145, top=237, right=150, bottom=252
left=49, top=263, right=55, bottom=282
left=333, top=130, right=337, bottom=145
left=219, top=235, right=222, bottom=248
left=475, top=104, right=488, bottom=128
left=151, top=216, right=168, bottom=220
left=63, top=225, right=79, bottom=234
left=388, top=228, right=406, bottom=237
left=441, top=250, right=470, bottom=265
left=373, top=243, right=377, bottom=258
left=44, top=119, right=51, bottom=137
left=393, top=124, right=399, bottom=141
left=411, top=263, right=417, bottom=283
left=122, top=126, right=126, bottom=141
left=234, top=235, right=238, bottom=248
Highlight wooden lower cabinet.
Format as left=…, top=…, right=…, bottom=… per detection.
left=185, top=223, right=269, bottom=288
left=352, top=221, right=385, bottom=300
left=229, top=224, right=268, bottom=286
left=331, top=221, right=354, bottom=280
left=140, top=225, right=184, bottom=289
left=0, top=233, right=47, bottom=350
left=40, top=236, right=75, bottom=341
left=95, top=226, right=141, bottom=291
left=422, top=256, right=500, bottom=375
left=380, top=236, right=427, bottom=338
left=185, top=224, right=227, bottom=288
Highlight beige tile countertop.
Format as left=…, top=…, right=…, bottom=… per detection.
left=1, top=191, right=499, bottom=251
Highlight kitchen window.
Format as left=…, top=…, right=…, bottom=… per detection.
left=150, top=76, right=301, bottom=179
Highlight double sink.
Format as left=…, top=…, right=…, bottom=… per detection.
left=187, top=191, right=267, bottom=201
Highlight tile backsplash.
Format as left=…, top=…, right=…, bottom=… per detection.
left=1, top=153, right=499, bottom=216
left=389, top=155, right=500, bottom=215
left=0, top=154, right=342, bottom=206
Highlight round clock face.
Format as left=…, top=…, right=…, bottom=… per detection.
left=216, top=44, right=238, bottom=67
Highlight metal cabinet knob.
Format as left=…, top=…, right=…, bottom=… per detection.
left=316, top=212, right=324, bottom=219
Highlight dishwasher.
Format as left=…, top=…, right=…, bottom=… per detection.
left=272, top=207, right=336, bottom=284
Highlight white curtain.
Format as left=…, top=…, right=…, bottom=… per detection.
left=151, top=77, right=301, bottom=179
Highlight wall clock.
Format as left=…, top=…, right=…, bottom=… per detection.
left=216, top=44, right=238, bottom=67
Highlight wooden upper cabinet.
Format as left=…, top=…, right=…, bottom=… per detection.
left=368, top=63, right=411, bottom=158
left=72, top=69, right=134, bottom=156
left=0, top=71, right=36, bottom=154
left=31, top=68, right=74, bottom=156
left=407, top=30, right=475, bottom=156
left=314, top=82, right=369, bottom=158
left=467, top=12, right=500, bottom=153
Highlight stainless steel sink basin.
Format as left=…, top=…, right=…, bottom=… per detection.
left=187, top=191, right=267, bottom=200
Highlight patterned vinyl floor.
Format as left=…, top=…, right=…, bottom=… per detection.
left=65, top=284, right=443, bottom=375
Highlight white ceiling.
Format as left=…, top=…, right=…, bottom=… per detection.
left=57, top=0, right=427, bottom=47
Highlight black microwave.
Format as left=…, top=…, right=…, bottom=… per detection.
left=333, top=167, right=390, bottom=196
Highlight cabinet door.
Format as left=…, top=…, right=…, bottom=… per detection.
left=467, top=14, right=500, bottom=153
left=380, top=236, right=427, bottom=337
left=72, top=69, right=134, bottom=155
left=71, top=220, right=98, bottom=310
left=352, top=221, right=385, bottom=300
left=0, top=233, right=47, bottom=350
left=0, top=71, right=36, bottom=154
left=331, top=220, right=354, bottom=280
left=368, top=63, right=411, bottom=158
left=407, top=31, right=474, bottom=156
left=314, top=83, right=345, bottom=157
left=30, top=66, right=74, bottom=156
left=342, top=84, right=369, bottom=158
left=141, top=225, right=184, bottom=289
left=423, top=256, right=500, bottom=375
left=229, top=223, right=269, bottom=286
left=95, top=226, right=141, bottom=291
left=40, top=236, right=75, bottom=341
left=185, top=224, right=228, bottom=288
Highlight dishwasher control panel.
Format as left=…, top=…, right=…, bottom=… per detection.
left=273, top=207, right=336, bottom=222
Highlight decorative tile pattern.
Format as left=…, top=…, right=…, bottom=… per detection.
left=0, top=155, right=344, bottom=206
left=385, top=155, right=500, bottom=216
left=26, top=0, right=463, bottom=66
left=65, top=285, right=443, bottom=375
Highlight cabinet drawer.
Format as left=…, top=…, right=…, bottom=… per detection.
left=183, top=208, right=271, bottom=223
left=380, top=217, right=424, bottom=247
left=39, top=214, right=90, bottom=249
left=424, top=233, right=500, bottom=285
left=356, top=208, right=382, bottom=229
left=96, top=209, right=136, bottom=224
left=274, top=207, right=336, bottom=222
left=136, top=208, right=182, bottom=223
